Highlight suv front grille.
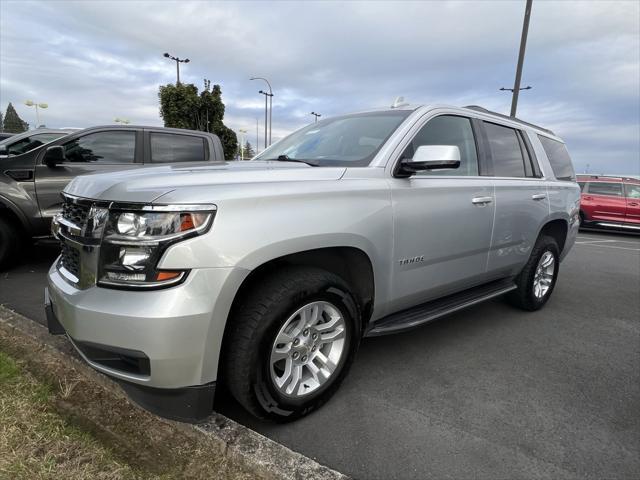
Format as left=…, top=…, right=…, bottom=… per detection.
left=60, top=242, right=80, bottom=279
left=62, top=201, right=90, bottom=227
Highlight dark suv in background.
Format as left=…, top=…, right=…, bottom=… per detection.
left=0, top=125, right=225, bottom=268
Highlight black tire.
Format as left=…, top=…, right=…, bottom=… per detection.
left=223, top=266, right=361, bottom=421
left=508, top=235, right=560, bottom=311
left=0, top=216, right=21, bottom=270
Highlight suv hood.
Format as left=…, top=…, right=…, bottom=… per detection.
left=64, top=161, right=347, bottom=203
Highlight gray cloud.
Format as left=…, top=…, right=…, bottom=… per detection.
left=1, top=0, right=638, bottom=173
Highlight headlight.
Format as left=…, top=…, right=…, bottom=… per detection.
left=98, top=208, right=215, bottom=289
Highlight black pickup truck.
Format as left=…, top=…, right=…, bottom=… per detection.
left=0, top=125, right=225, bottom=268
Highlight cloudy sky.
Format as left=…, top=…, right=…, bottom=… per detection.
left=1, top=0, right=638, bottom=174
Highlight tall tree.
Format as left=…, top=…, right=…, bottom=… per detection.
left=3, top=103, right=29, bottom=133
left=158, top=80, right=238, bottom=160
left=242, top=141, right=255, bottom=159
left=0, top=110, right=3, bottom=132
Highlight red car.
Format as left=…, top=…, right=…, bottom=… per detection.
left=577, top=175, right=640, bottom=231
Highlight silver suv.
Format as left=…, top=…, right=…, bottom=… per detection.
left=45, top=104, right=580, bottom=422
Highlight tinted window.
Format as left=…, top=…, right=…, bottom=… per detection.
left=538, top=136, right=575, bottom=181
left=403, top=115, right=478, bottom=176
left=253, top=111, right=410, bottom=167
left=150, top=133, right=205, bottom=163
left=63, top=131, right=135, bottom=163
left=624, top=183, right=640, bottom=199
left=587, top=182, right=623, bottom=196
left=484, top=122, right=526, bottom=177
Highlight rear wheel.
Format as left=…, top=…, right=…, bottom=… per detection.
left=508, top=235, right=559, bottom=311
left=0, top=216, right=21, bottom=270
left=223, top=266, right=360, bottom=421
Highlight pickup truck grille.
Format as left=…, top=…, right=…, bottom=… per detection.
left=59, top=242, right=80, bottom=279
left=62, top=201, right=90, bottom=227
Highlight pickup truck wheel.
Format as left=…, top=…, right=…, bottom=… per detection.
left=223, top=266, right=360, bottom=421
left=508, top=235, right=559, bottom=311
left=0, top=217, right=21, bottom=270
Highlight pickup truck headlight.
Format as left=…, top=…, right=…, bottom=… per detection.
left=98, top=208, right=215, bottom=289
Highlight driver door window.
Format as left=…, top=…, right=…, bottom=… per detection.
left=402, top=115, right=479, bottom=176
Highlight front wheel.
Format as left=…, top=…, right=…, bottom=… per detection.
left=508, top=235, right=560, bottom=311
left=223, top=266, right=360, bottom=421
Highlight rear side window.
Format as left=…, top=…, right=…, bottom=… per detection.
left=587, top=182, right=623, bottom=196
left=626, top=183, right=640, bottom=198
left=538, top=136, right=575, bottom=181
left=150, top=133, right=205, bottom=163
left=484, top=122, right=528, bottom=177
left=63, top=131, right=136, bottom=163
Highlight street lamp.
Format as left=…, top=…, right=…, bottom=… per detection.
left=250, top=77, right=273, bottom=146
left=239, top=128, right=248, bottom=160
left=114, top=117, right=130, bottom=125
left=24, top=100, right=48, bottom=127
left=163, top=52, right=190, bottom=84
left=311, top=111, right=321, bottom=123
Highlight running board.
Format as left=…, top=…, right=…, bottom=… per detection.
left=594, top=222, right=640, bottom=231
left=365, top=279, right=517, bottom=337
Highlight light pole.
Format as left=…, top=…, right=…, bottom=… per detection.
left=506, top=0, right=533, bottom=117
left=250, top=77, right=273, bottom=145
left=258, top=90, right=271, bottom=149
left=163, top=52, right=190, bottom=84
left=311, top=111, right=321, bottom=123
left=114, top=117, right=130, bottom=125
left=24, top=100, right=48, bottom=127
left=239, top=128, right=248, bottom=160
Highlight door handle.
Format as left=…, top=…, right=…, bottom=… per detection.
left=472, top=196, right=493, bottom=205
left=531, top=193, right=547, bottom=201
left=630, top=202, right=639, bottom=206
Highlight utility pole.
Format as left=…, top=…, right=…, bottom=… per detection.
left=163, top=52, right=190, bottom=84
left=311, top=111, right=321, bottom=123
left=509, top=0, right=533, bottom=117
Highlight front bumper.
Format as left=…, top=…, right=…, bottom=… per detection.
left=46, top=261, right=249, bottom=418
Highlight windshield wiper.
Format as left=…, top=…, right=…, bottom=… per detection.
left=266, top=155, right=319, bottom=167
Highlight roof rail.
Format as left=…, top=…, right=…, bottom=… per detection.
left=463, top=105, right=555, bottom=136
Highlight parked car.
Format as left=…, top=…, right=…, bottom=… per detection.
left=0, top=125, right=225, bottom=268
left=577, top=175, right=640, bottom=231
left=45, top=104, right=579, bottom=422
left=0, top=128, right=73, bottom=157
left=0, top=132, right=16, bottom=141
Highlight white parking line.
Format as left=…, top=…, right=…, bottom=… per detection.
left=575, top=240, right=618, bottom=245
left=577, top=236, right=640, bottom=245
left=575, top=243, right=640, bottom=252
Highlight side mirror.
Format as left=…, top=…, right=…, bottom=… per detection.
left=43, top=145, right=65, bottom=167
left=397, top=145, right=461, bottom=177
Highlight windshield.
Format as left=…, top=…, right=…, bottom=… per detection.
left=254, top=110, right=411, bottom=167
left=1, top=132, right=68, bottom=156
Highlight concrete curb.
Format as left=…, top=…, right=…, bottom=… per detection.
left=0, top=304, right=349, bottom=480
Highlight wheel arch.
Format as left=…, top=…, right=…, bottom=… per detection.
left=537, top=218, right=569, bottom=254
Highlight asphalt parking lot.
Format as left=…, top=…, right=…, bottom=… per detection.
left=1, top=231, right=638, bottom=479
